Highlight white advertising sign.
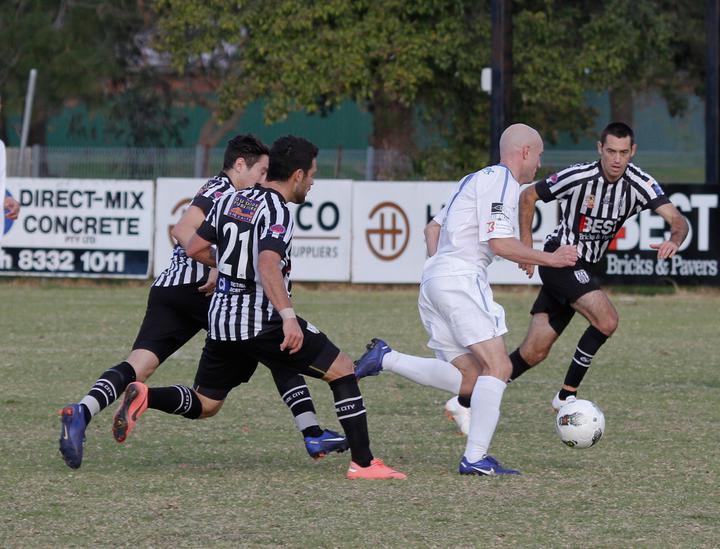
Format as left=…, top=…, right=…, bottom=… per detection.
left=154, top=178, right=352, bottom=281
left=288, top=179, right=352, bottom=281
left=351, top=181, right=559, bottom=284
left=0, top=178, right=154, bottom=278
left=154, top=178, right=205, bottom=277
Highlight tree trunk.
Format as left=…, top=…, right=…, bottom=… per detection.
left=609, top=87, right=634, bottom=127
left=370, top=92, right=416, bottom=180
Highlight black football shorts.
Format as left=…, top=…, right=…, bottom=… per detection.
left=530, top=262, right=602, bottom=335
left=193, top=316, right=340, bottom=400
left=132, top=283, right=211, bottom=363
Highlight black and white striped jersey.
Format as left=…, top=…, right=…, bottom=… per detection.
left=153, top=173, right=234, bottom=287
left=196, top=184, right=294, bottom=341
left=536, top=161, right=671, bottom=264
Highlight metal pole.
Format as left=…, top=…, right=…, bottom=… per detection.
left=365, top=146, right=375, bottom=181
left=707, top=0, right=719, bottom=184
left=490, top=0, right=512, bottom=165
left=19, top=69, right=37, bottom=173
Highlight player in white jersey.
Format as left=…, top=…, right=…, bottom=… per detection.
left=506, top=122, right=688, bottom=409
left=356, top=124, right=577, bottom=475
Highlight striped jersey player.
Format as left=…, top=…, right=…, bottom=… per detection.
left=59, top=135, right=347, bottom=469
left=152, top=172, right=235, bottom=287
left=196, top=184, right=294, bottom=340
left=183, top=135, right=406, bottom=480
left=536, top=159, right=670, bottom=263
left=506, top=122, right=689, bottom=411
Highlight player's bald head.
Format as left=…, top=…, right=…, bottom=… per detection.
left=499, top=124, right=542, bottom=156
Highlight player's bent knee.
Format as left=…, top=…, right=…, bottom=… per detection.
left=595, top=315, right=618, bottom=336
left=523, top=345, right=549, bottom=366
left=323, top=352, right=354, bottom=382
left=127, top=349, right=161, bottom=382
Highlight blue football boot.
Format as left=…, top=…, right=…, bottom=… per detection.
left=354, top=338, right=391, bottom=379
left=304, top=429, right=349, bottom=460
left=458, top=455, right=520, bottom=476
left=59, top=403, right=87, bottom=469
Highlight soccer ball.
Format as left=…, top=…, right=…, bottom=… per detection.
left=555, top=399, right=605, bottom=449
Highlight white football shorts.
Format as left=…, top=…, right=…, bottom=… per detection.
left=418, top=273, right=508, bottom=362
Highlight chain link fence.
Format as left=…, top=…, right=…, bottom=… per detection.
left=4, top=146, right=705, bottom=182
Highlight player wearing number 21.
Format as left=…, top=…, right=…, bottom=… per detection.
left=134, top=135, right=405, bottom=480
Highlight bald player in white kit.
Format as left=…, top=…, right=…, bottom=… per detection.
left=355, top=124, right=578, bottom=475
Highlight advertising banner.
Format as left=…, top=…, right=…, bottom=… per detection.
left=153, top=178, right=205, bottom=278
left=288, top=179, right=352, bottom=281
left=0, top=178, right=153, bottom=278
left=154, top=178, right=352, bottom=281
left=598, top=184, right=719, bottom=285
left=351, top=181, right=558, bottom=284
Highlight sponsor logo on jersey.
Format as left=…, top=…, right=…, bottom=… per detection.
left=490, top=202, right=510, bottom=220
left=482, top=166, right=495, bottom=175
left=574, top=269, right=590, bottom=284
left=486, top=221, right=496, bottom=233
left=226, top=195, right=261, bottom=223
left=216, top=275, right=252, bottom=294
left=577, top=214, right=619, bottom=241
left=270, top=223, right=286, bottom=235
left=549, top=173, right=558, bottom=183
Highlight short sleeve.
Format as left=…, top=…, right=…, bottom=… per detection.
left=478, top=169, right=518, bottom=242
left=196, top=198, right=222, bottom=243
left=257, top=202, right=294, bottom=256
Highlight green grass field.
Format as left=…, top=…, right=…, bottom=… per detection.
left=1, top=281, right=718, bottom=547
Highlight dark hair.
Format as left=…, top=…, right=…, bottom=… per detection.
left=267, top=135, right=319, bottom=181
left=223, top=134, right=269, bottom=169
left=601, top=122, right=634, bottom=146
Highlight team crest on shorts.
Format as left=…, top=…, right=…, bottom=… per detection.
left=226, top=194, right=260, bottom=223
left=574, top=269, right=590, bottom=284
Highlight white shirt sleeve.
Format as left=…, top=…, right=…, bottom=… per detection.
left=477, top=170, right=517, bottom=242
left=432, top=204, right=446, bottom=226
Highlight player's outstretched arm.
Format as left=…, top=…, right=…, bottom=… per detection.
left=258, top=250, right=303, bottom=354
left=186, top=233, right=216, bottom=267
left=517, top=184, right=542, bottom=277
left=650, top=203, right=689, bottom=259
left=489, top=237, right=577, bottom=268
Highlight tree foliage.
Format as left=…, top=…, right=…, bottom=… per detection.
left=0, top=1, right=150, bottom=145
left=1, top=1, right=706, bottom=175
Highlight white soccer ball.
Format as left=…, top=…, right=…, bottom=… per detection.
left=555, top=399, right=605, bottom=449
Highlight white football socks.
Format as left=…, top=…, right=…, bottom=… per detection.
left=382, top=350, right=462, bottom=394
left=464, top=376, right=507, bottom=462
